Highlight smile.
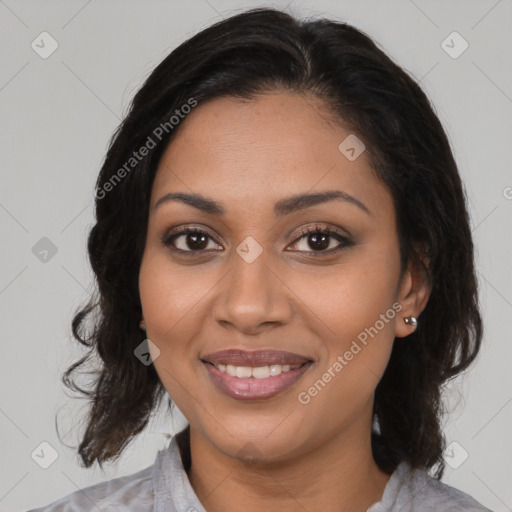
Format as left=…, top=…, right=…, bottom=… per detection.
left=213, top=362, right=303, bottom=378
left=202, top=358, right=313, bottom=401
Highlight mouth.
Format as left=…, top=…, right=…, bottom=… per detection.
left=201, top=349, right=314, bottom=401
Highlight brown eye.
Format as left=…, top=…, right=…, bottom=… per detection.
left=162, top=227, right=221, bottom=253
left=288, top=226, right=353, bottom=255
left=161, top=224, right=353, bottom=257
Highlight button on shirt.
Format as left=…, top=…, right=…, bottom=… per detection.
left=27, top=434, right=492, bottom=511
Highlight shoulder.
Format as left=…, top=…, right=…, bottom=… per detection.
left=385, top=462, right=493, bottom=512
left=25, top=463, right=154, bottom=512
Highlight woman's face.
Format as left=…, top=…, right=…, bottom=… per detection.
left=139, top=91, right=427, bottom=463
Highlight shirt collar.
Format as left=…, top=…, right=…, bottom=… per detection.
left=153, top=434, right=206, bottom=512
left=153, top=430, right=412, bottom=512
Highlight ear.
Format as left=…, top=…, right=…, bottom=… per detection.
left=394, top=252, right=431, bottom=339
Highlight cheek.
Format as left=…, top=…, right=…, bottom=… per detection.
left=289, top=250, right=399, bottom=399
left=139, top=252, right=206, bottom=417
left=139, top=250, right=210, bottom=340
left=138, top=255, right=198, bottom=391
left=291, top=250, right=400, bottom=338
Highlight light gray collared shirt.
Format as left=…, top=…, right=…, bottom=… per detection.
left=27, top=434, right=492, bottom=511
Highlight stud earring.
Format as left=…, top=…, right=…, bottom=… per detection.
left=404, top=316, right=418, bottom=329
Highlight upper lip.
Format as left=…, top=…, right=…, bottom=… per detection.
left=201, top=349, right=312, bottom=367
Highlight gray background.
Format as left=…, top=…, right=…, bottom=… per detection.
left=1, top=1, right=511, bottom=511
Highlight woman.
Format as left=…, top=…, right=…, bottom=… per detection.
left=28, top=7, right=492, bottom=512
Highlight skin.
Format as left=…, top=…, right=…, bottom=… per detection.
left=138, top=91, right=430, bottom=512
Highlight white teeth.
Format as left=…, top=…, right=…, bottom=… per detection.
left=252, top=366, right=270, bottom=379
left=214, top=363, right=301, bottom=378
left=236, top=366, right=252, bottom=378
left=269, top=365, right=282, bottom=376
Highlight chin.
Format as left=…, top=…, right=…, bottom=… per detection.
left=203, top=419, right=310, bottom=465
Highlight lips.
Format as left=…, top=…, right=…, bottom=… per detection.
left=200, top=349, right=314, bottom=401
left=201, top=349, right=312, bottom=367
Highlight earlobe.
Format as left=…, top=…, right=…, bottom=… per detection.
left=395, top=256, right=430, bottom=339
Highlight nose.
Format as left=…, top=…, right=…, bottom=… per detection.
left=211, top=249, right=293, bottom=335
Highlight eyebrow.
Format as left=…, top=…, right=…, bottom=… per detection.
left=154, top=189, right=371, bottom=217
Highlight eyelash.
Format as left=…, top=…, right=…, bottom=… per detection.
left=161, top=224, right=353, bottom=257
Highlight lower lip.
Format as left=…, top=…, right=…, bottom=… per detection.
left=202, top=361, right=313, bottom=401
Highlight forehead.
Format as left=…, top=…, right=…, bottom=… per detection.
left=151, top=92, right=392, bottom=219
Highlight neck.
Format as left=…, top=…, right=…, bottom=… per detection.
left=184, top=410, right=391, bottom=512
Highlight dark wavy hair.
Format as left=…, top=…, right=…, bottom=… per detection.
left=61, top=7, right=483, bottom=479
